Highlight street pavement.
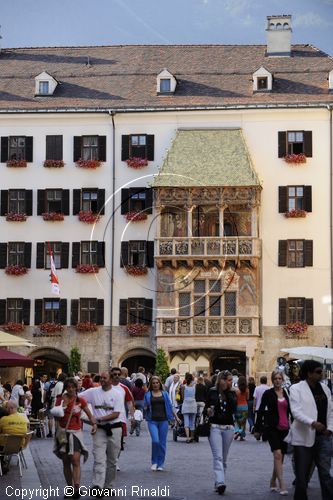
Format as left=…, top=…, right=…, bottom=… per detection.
left=1, top=422, right=329, bottom=499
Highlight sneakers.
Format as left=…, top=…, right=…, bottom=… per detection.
left=217, top=484, right=226, bottom=495
left=157, top=466, right=164, bottom=471
left=151, top=464, right=158, bottom=471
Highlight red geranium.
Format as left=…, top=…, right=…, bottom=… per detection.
left=42, top=212, right=65, bottom=221
left=43, top=160, right=65, bottom=168
left=5, top=265, right=28, bottom=276
left=6, top=159, right=27, bottom=168
left=284, top=154, right=307, bottom=164
left=76, top=321, right=98, bottom=332
left=78, top=211, right=100, bottom=224
left=125, top=265, right=148, bottom=276
left=76, top=159, right=101, bottom=169
left=284, top=322, right=308, bottom=335
left=127, top=323, right=149, bottom=336
left=39, top=322, right=63, bottom=333
left=76, top=264, right=99, bottom=273
left=126, top=157, right=149, bottom=169
left=125, top=211, right=148, bottom=222
left=5, top=213, right=27, bottom=222
left=284, top=209, right=307, bottom=218
left=3, top=322, right=25, bottom=332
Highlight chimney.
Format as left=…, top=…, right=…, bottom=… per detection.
left=266, top=15, right=292, bottom=56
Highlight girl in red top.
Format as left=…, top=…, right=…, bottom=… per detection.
left=234, top=376, right=249, bottom=441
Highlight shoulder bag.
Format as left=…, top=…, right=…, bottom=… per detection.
left=56, top=402, right=75, bottom=446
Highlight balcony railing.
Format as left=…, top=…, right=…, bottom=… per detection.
left=156, top=317, right=259, bottom=336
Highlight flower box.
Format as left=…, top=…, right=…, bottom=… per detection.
left=125, top=211, right=148, bottom=222
left=75, top=159, right=101, bottom=169
left=3, top=322, right=25, bottom=332
left=284, top=321, right=308, bottom=335
left=126, top=157, right=149, bottom=169
left=76, top=321, right=98, bottom=332
left=284, top=209, right=307, bottom=218
left=43, top=159, right=65, bottom=168
left=127, top=323, right=149, bottom=336
left=39, top=322, right=63, bottom=333
left=125, top=265, right=148, bottom=276
left=5, top=212, right=27, bottom=222
left=283, top=154, right=307, bottom=164
left=5, top=265, right=28, bottom=276
left=6, top=159, right=27, bottom=168
left=78, top=210, right=100, bottom=224
left=42, top=212, right=65, bottom=221
left=76, top=264, right=99, bottom=274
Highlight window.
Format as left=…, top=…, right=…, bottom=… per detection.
left=178, top=279, right=236, bottom=317
left=45, top=135, right=63, bottom=160
left=121, top=135, right=154, bottom=161
left=119, top=298, right=153, bottom=325
left=81, top=241, right=98, bottom=265
left=44, top=299, right=60, bottom=323
left=46, top=190, right=62, bottom=212
left=7, top=298, right=23, bottom=323
left=278, top=186, right=312, bottom=214
left=287, top=132, right=304, bottom=155
left=73, top=136, right=106, bottom=162
left=129, top=241, right=146, bottom=266
left=82, top=136, right=98, bottom=160
left=130, top=135, right=147, bottom=158
left=82, top=190, right=98, bottom=212
left=160, top=78, right=171, bottom=93
left=9, top=137, right=26, bottom=160
left=287, top=240, right=304, bottom=267
left=279, top=297, right=313, bottom=325
left=45, top=243, right=62, bottom=269
left=8, top=242, right=25, bottom=266
left=9, top=190, right=26, bottom=214
left=257, top=77, right=268, bottom=90
left=71, top=298, right=104, bottom=325
left=128, top=298, right=145, bottom=323
left=287, top=186, right=304, bottom=211
left=278, top=240, right=313, bottom=268
left=278, top=131, right=312, bottom=158
left=1, top=136, right=33, bottom=163
left=39, top=81, right=49, bottom=94
left=80, top=298, right=97, bottom=323
left=224, top=291, right=237, bottom=316
left=120, top=188, right=153, bottom=215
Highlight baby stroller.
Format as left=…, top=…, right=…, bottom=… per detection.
left=172, top=405, right=199, bottom=442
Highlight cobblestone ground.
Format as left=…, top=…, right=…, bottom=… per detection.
left=2, top=423, right=330, bottom=499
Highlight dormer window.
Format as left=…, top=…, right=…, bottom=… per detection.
left=39, top=81, right=49, bottom=94
left=253, top=66, right=272, bottom=92
left=257, top=77, right=268, bottom=90
left=157, top=69, right=177, bottom=94
left=35, top=71, right=58, bottom=96
left=160, top=79, right=171, bottom=93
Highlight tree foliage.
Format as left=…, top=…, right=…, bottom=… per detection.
left=68, top=346, right=81, bottom=374
left=155, top=347, right=169, bottom=383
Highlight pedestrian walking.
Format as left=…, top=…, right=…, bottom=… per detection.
left=234, top=376, right=249, bottom=441
left=205, top=370, right=236, bottom=495
left=195, top=375, right=208, bottom=419
left=131, top=378, right=146, bottom=413
left=168, top=373, right=181, bottom=413
left=129, top=404, right=143, bottom=436
left=180, top=373, right=198, bottom=443
left=254, top=370, right=291, bottom=496
left=247, top=376, right=256, bottom=433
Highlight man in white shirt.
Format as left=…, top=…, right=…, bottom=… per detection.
left=164, top=368, right=177, bottom=391
left=10, top=380, right=25, bottom=404
left=253, top=376, right=270, bottom=411
left=82, top=370, right=123, bottom=495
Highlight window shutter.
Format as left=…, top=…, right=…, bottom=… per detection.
left=71, top=299, right=79, bottom=326
left=97, top=242, right=105, bottom=268
left=25, top=137, right=33, bottom=162
left=37, top=190, right=45, bottom=215
left=145, top=188, right=153, bottom=214
left=121, top=189, right=129, bottom=214
left=120, top=242, right=128, bottom=267
left=1, top=137, right=8, bottom=163
left=146, top=135, right=155, bottom=161
left=279, top=298, right=287, bottom=325
left=61, top=242, right=70, bottom=269
left=22, top=299, right=31, bottom=325
left=147, top=241, right=154, bottom=268
left=73, top=136, right=82, bottom=162
left=96, top=299, right=104, bottom=325
left=144, top=298, right=153, bottom=325
left=119, top=299, right=128, bottom=325
left=278, top=132, right=287, bottom=158
left=24, top=242, right=32, bottom=268
left=34, top=299, right=43, bottom=325
left=97, top=189, right=105, bottom=215
left=36, top=242, right=45, bottom=269
left=303, top=131, right=312, bottom=158
left=304, top=186, right=312, bottom=213
left=25, top=190, right=33, bottom=216
left=305, top=299, right=314, bottom=325
left=0, top=300, right=6, bottom=324
left=46, top=135, right=63, bottom=160
left=59, top=299, right=67, bottom=325
left=304, top=240, right=313, bottom=267
left=62, top=190, right=70, bottom=215
left=0, top=243, right=7, bottom=269
left=278, top=240, right=287, bottom=267
left=278, top=186, right=288, bottom=213
left=73, top=189, right=81, bottom=215
left=98, top=136, right=106, bottom=161
left=121, top=135, right=130, bottom=161
left=72, top=242, right=80, bottom=268
left=0, top=190, right=8, bottom=216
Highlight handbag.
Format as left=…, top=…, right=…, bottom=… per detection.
left=50, top=400, right=65, bottom=418
left=196, top=415, right=211, bottom=437
left=56, top=402, right=75, bottom=446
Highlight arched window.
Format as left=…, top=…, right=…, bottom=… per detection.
left=276, top=22, right=282, bottom=29
left=283, top=22, right=289, bottom=29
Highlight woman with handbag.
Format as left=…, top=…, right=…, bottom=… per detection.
left=180, top=373, right=198, bottom=443
left=51, top=377, right=97, bottom=499
left=205, top=370, right=236, bottom=496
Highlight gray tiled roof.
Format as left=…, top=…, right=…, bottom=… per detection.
left=0, top=44, right=332, bottom=111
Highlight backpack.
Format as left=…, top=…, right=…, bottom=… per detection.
left=45, top=380, right=56, bottom=406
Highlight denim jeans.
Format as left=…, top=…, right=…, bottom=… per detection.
left=208, top=425, right=234, bottom=487
left=294, top=434, right=333, bottom=500
left=183, top=412, right=196, bottom=430
left=147, top=420, right=169, bottom=467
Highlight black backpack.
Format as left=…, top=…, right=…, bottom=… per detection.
left=45, top=380, right=56, bottom=406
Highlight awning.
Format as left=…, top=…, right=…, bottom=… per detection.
left=0, top=330, right=36, bottom=348
left=152, top=128, right=260, bottom=188
left=0, top=349, right=34, bottom=367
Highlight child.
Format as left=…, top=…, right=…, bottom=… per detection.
left=129, top=404, right=143, bottom=436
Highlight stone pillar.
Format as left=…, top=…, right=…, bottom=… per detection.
left=187, top=205, right=194, bottom=237
left=251, top=203, right=259, bottom=238
left=219, top=204, right=226, bottom=237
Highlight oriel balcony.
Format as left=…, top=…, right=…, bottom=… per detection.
left=156, top=316, right=259, bottom=336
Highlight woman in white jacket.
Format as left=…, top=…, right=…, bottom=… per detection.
left=289, top=360, right=333, bottom=500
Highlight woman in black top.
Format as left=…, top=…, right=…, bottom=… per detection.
left=247, top=376, right=256, bottom=433
left=205, top=370, right=237, bottom=496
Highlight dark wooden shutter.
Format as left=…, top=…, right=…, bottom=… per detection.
left=279, top=298, right=287, bottom=325
left=119, top=299, right=128, bottom=325
left=25, top=190, right=33, bottom=216
left=0, top=300, right=6, bottom=324
left=304, top=186, right=312, bottom=212
left=96, top=299, right=104, bottom=325
left=303, top=131, right=312, bottom=157
left=305, top=299, right=314, bottom=325
left=25, top=137, right=33, bottom=162
left=120, top=242, right=128, bottom=267
left=71, top=300, right=79, bottom=326
left=73, top=136, right=82, bottom=162
left=147, top=241, right=154, bottom=268
left=22, top=299, right=31, bottom=325
left=121, top=189, right=129, bottom=214
left=278, top=132, right=287, bottom=158
left=304, top=240, right=313, bottom=267
left=36, top=243, right=45, bottom=269
left=145, top=188, right=153, bottom=214
left=147, top=135, right=155, bottom=161
left=97, top=189, right=105, bottom=215
left=61, top=243, right=69, bottom=269
left=73, top=189, right=81, bottom=215
left=278, top=240, right=287, bottom=267
left=59, top=299, right=67, bottom=325
left=98, top=136, right=106, bottom=161
left=34, top=299, right=43, bottom=325
left=0, top=243, right=7, bottom=268
left=1, top=137, right=8, bottom=163
left=97, top=242, right=105, bottom=268
left=62, top=190, right=70, bottom=215
left=37, top=190, right=45, bottom=215
left=121, top=135, right=130, bottom=161
left=278, top=186, right=288, bottom=213
left=72, top=242, right=80, bottom=268
left=0, top=190, right=8, bottom=216
left=144, top=298, right=153, bottom=325
left=24, top=242, right=32, bottom=268
left=46, top=135, right=63, bottom=160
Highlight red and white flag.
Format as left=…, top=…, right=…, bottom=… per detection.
left=48, top=244, right=60, bottom=296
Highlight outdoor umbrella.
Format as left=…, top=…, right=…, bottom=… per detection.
left=280, top=346, right=333, bottom=364
left=0, top=330, right=36, bottom=348
left=0, top=348, right=34, bottom=367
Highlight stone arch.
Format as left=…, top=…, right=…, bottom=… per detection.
left=119, top=347, right=156, bottom=375
left=30, top=347, right=69, bottom=365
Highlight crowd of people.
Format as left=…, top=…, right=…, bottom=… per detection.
left=0, top=361, right=332, bottom=499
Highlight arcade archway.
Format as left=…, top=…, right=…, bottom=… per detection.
left=212, top=349, right=246, bottom=375
left=29, top=347, right=69, bottom=380
left=119, top=348, right=156, bottom=375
